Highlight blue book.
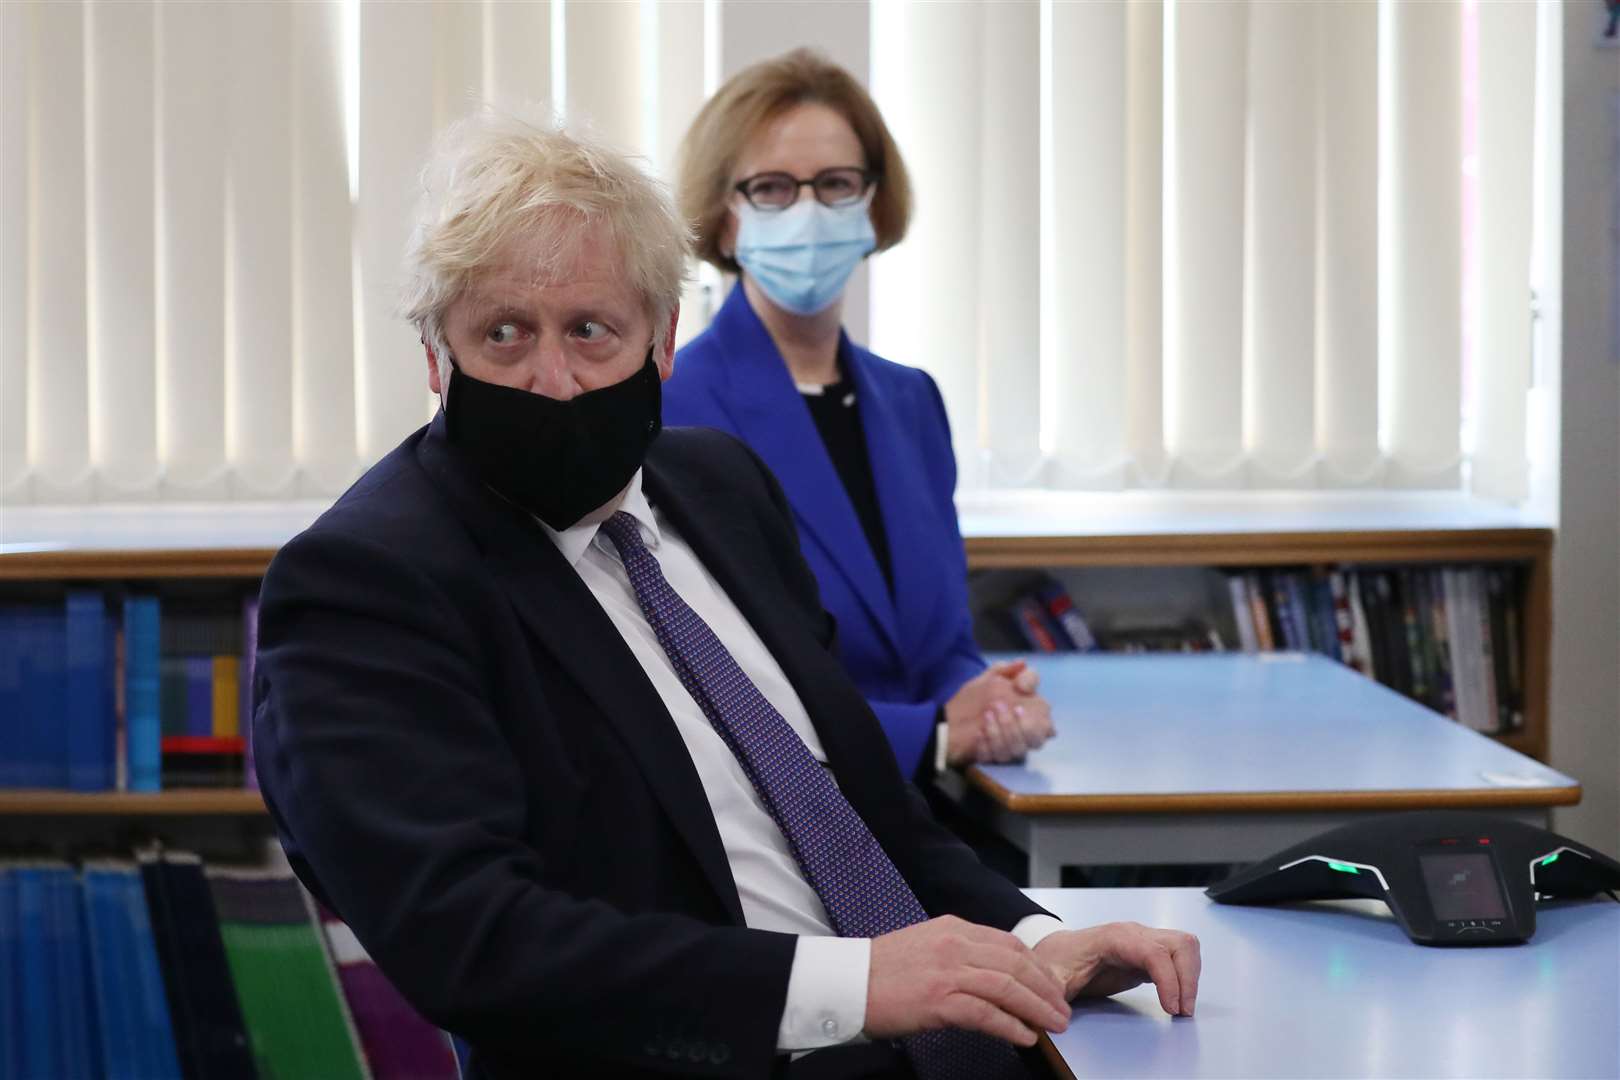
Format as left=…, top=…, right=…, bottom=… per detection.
left=107, top=613, right=122, bottom=790
left=51, top=868, right=99, bottom=1076
left=0, top=611, right=22, bottom=787
left=184, top=657, right=214, bottom=738
left=0, top=868, right=17, bottom=1080
left=16, top=867, right=58, bottom=1078
left=1285, top=574, right=1311, bottom=654
left=13, top=613, right=41, bottom=787
left=65, top=591, right=114, bottom=791
left=86, top=867, right=178, bottom=1080
left=85, top=865, right=144, bottom=1080
left=1309, top=575, right=1342, bottom=663
left=121, top=869, right=183, bottom=1079
left=124, top=597, right=163, bottom=793
left=19, top=612, right=69, bottom=789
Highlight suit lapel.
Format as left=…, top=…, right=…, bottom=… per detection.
left=844, top=347, right=952, bottom=661
left=706, top=286, right=902, bottom=660
left=416, top=417, right=746, bottom=925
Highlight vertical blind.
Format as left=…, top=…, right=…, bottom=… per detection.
left=1, top=0, right=710, bottom=506
left=2, top=0, right=1548, bottom=507
left=869, top=0, right=1547, bottom=499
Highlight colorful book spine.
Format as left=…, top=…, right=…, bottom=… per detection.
left=209, top=872, right=370, bottom=1080
left=185, top=658, right=214, bottom=738
left=1009, top=597, right=1061, bottom=652
left=1037, top=583, right=1096, bottom=652
left=1246, top=572, right=1275, bottom=651
left=1328, top=570, right=1355, bottom=663
left=319, top=911, right=459, bottom=1080
left=211, top=657, right=240, bottom=738
left=124, top=597, right=163, bottom=793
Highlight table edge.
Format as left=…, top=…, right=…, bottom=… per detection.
left=964, top=770, right=1583, bottom=815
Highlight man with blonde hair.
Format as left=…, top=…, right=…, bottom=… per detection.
left=254, top=112, right=1199, bottom=1080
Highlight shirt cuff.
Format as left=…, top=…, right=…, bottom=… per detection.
left=933, top=720, right=949, bottom=774
left=1010, top=914, right=1067, bottom=951
left=776, top=936, right=870, bottom=1052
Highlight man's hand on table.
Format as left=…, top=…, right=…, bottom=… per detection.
left=863, top=916, right=1070, bottom=1047
left=1033, top=922, right=1202, bottom=1017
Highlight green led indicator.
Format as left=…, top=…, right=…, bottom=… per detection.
left=1327, top=861, right=1360, bottom=874
left=1541, top=853, right=1560, bottom=866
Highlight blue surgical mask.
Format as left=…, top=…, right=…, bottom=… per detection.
left=733, top=195, right=877, bottom=316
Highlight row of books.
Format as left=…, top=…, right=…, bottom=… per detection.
left=1226, top=565, right=1525, bottom=733
left=1003, top=579, right=1099, bottom=653
left=0, top=852, right=457, bottom=1079
left=1003, top=579, right=1223, bottom=654
left=0, top=592, right=260, bottom=791
left=998, top=565, right=1525, bottom=733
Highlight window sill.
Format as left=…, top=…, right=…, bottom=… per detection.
left=0, top=490, right=1554, bottom=558
left=956, top=489, right=1553, bottom=540
left=0, top=501, right=328, bottom=555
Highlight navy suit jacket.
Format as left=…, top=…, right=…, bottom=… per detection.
left=252, top=414, right=1045, bottom=1079
left=664, top=286, right=986, bottom=777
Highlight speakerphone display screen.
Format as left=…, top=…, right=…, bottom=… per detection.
left=1419, top=852, right=1507, bottom=921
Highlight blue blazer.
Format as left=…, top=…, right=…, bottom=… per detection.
left=665, top=286, right=985, bottom=776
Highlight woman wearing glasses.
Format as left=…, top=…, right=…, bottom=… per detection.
left=664, top=50, right=1053, bottom=783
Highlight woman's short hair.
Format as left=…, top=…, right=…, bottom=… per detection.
left=402, top=110, right=690, bottom=376
left=678, top=49, right=913, bottom=274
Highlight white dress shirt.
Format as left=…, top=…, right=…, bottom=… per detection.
left=542, top=471, right=1063, bottom=1052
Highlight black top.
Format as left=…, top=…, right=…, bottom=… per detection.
left=798, top=376, right=894, bottom=593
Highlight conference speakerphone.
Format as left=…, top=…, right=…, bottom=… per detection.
left=1206, top=810, right=1620, bottom=946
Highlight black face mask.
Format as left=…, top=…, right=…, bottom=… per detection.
left=442, top=351, right=663, bottom=531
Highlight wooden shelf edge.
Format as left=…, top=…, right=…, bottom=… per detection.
left=966, top=528, right=1554, bottom=569
left=0, top=789, right=268, bottom=815
left=965, top=770, right=1582, bottom=816
left=0, top=548, right=278, bottom=580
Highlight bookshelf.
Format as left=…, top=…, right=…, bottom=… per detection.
left=0, top=521, right=1556, bottom=807
left=1, top=547, right=275, bottom=831
left=964, top=526, right=1554, bottom=762
left=0, top=789, right=266, bottom=816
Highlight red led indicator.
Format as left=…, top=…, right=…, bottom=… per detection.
left=1478, top=838, right=1491, bottom=845
left=1440, top=838, right=1459, bottom=845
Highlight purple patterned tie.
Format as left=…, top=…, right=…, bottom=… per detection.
left=598, top=512, right=1027, bottom=1080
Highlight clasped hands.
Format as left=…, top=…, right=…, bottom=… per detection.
left=864, top=916, right=1201, bottom=1048
left=944, top=659, right=1054, bottom=766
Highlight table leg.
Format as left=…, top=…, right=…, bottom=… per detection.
left=1027, top=832, right=1065, bottom=887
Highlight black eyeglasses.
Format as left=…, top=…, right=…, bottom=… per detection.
left=733, top=167, right=879, bottom=212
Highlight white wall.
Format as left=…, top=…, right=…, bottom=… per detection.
left=1550, top=15, right=1619, bottom=851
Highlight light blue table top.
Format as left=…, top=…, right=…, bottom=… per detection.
left=977, top=654, right=1576, bottom=804
left=1030, top=886, right=1620, bottom=1079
